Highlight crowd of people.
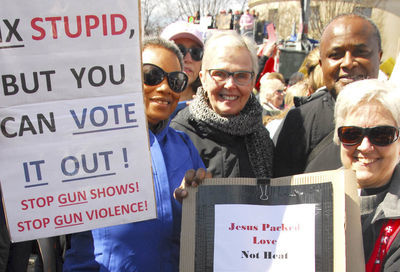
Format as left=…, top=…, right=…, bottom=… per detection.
left=192, top=8, right=264, bottom=44
left=1, top=10, right=400, bottom=272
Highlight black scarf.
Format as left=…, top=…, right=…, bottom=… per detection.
left=189, top=87, right=273, bottom=178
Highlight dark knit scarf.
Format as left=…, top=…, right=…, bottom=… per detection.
left=189, top=87, right=273, bottom=178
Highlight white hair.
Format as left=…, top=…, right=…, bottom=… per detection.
left=202, top=31, right=258, bottom=75
left=334, top=79, right=400, bottom=144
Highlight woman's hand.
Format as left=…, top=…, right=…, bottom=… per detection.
left=173, top=168, right=212, bottom=203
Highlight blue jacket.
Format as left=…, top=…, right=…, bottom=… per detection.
left=63, top=124, right=205, bottom=272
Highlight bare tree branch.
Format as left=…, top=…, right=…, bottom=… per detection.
left=174, top=0, right=233, bottom=17
left=141, top=0, right=245, bottom=36
left=308, top=0, right=383, bottom=39
left=141, top=0, right=158, bottom=35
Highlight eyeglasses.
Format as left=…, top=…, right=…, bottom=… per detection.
left=143, top=63, right=188, bottom=93
left=207, top=69, right=254, bottom=86
left=337, top=125, right=400, bottom=146
left=177, top=44, right=203, bottom=61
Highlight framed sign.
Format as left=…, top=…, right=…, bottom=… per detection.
left=180, top=169, right=364, bottom=272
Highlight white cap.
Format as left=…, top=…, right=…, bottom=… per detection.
left=161, top=21, right=204, bottom=47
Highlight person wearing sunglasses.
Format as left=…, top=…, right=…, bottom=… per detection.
left=171, top=31, right=273, bottom=179
left=258, top=73, right=286, bottom=117
left=63, top=37, right=205, bottom=272
left=334, top=79, right=400, bottom=271
left=161, top=21, right=204, bottom=116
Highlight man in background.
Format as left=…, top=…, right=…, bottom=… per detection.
left=273, top=14, right=382, bottom=177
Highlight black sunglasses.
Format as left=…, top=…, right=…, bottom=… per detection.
left=177, top=44, right=203, bottom=61
left=143, top=63, right=188, bottom=93
left=338, top=125, right=400, bottom=146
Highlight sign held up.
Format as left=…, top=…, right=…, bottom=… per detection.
left=0, top=0, right=156, bottom=242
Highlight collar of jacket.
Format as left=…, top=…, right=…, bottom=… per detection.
left=293, top=87, right=328, bottom=107
left=149, top=119, right=170, bottom=142
left=360, top=163, right=400, bottom=223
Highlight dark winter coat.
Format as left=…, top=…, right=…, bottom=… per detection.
left=273, top=88, right=341, bottom=177
left=171, top=107, right=257, bottom=178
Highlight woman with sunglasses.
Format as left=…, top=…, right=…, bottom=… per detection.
left=63, top=37, right=205, bottom=272
left=259, top=72, right=286, bottom=117
left=171, top=31, right=273, bottom=179
left=161, top=21, right=204, bottom=117
left=334, top=79, right=400, bottom=271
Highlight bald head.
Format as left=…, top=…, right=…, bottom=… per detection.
left=319, top=14, right=382, bottom=97
left=321, top=14, right=381, bottom=52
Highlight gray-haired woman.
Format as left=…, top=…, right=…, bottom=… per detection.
left=334, top=79, right=400, bottom=271
left=171, top=31, right=273, bottom=179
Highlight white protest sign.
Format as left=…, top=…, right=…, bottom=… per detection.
left=0, top=0, right=156, bottom=242
left=214, top=204, right=315, bottom=272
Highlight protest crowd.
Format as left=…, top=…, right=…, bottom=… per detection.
left=2, top=3, right=400, bottom=272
